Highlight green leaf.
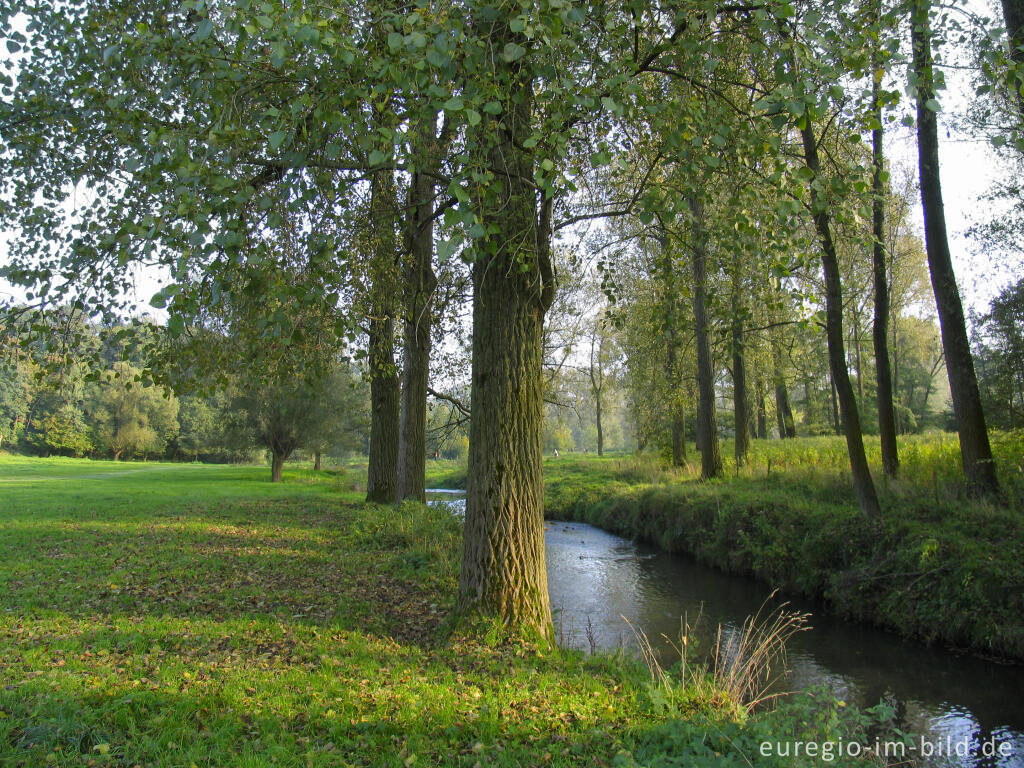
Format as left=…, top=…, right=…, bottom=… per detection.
left=924, top=98, right=941, bottom=112
left=465, top=109, right=481, bottom=126
left=388, top=31, right=403, bottom=50
left=502, top=42, right=526, bottom=62
left=369, top=149, right=386, bottom=166
left=193, top=19, right=214, bottom=42
left=483, top=101, right=502, bottom=114
left=268, top=130, right=287, bottom=150
left=257, top=14, right=273, bottom=29
left=443, top=96, right=464, bottom=112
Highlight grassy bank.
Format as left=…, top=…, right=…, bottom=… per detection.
left=541, top=433, right=1024, bottom=661
left=0, top=456, right=885, bottom=767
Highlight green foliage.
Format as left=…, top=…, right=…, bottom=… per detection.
left=36, top=404, right=93, bottom=457
left=87, top=362, right=180, bottom=460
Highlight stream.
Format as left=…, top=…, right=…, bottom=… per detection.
left=427, top=490, right=1023, bottom=767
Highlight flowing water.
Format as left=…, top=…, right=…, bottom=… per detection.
left=426, top=491, right=1024, bottom=767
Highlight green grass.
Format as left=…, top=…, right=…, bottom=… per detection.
left=0, top=455, right=882, bottom=767
left=539, top=432, right=1024, bottom=660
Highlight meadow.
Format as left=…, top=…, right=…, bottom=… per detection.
left=0, top=455, right=882, bottom=767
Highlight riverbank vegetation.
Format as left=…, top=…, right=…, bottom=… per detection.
left=539, top=435, right=1024, bottom=661
left=0, top=457, right=890, bottom=767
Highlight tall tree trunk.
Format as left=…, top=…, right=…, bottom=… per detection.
left=396, top=121, right=440, bottom=503
left=800, top=122, right=882, bottom=519
left=912, top=0, right=1002, bottom=498
left=314, top=451, right=322, bottom=471
left=689, top=197, right=723, bottom=479
left=458, top=18, right=555, bottom=640
left=672, top=413, right=688, bottom=465
left=366, top=170, right=401, bottom=504
left=731, top=253, right=750, bottom=464
left=756, top=379, right=768, bottom=439
left=831, top=372, right=841, bottom=435
left=659, top=228, right=687, bottom=467
left=871, top=40, right=900, bottom=478
left=589, top=329, right=605, bottom=458
left=732, top=315, right=750, bottom=465
left=772, top=337, right=796, bottom=438
left=853, top=314, right=864, bottom=404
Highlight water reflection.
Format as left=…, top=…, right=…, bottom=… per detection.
left=426, top=492, right=1023, bottom=767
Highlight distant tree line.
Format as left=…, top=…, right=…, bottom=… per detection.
left=0, top=311, right=370, bottom=470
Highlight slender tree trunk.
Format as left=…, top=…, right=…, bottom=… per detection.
left=731, top=252, right=750, bottom=464
left=458, top=19, right=555, bottom=640
left=853, top=314, right=864, bottom=404
left=912, top=0, right=1002, bottom=498
left=672, top=413, right=688, bottom=465
left=659, top=229, right=687, bottom=467
left=589, top=330, right=605, bottom=458
left=689, top=197, right=723, bottom=479
left=831, top=373, right=841, bottom=435
left=366, top=170, right=401, bottom=504
left=772, top=338, right=796, bottom=438
left=314, top=451, right=322, bottom=471
left=800, top=122, right=882, bottom=519
left=396, top=122, right=440, bottom=503
left=871, top=43, right=900, bottom=478
left=756, top=379, right=768, bottom=439
left=732, top=315, right=750, bottom=465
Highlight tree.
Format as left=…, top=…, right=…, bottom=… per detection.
left=868, top=0, right=899, bottom=478
left=586, top=307, right=618, bottom=458
left=88, top=362, right=179, bottom=460
left=364, top=169, right=402, bottom=503
left=911, top=0, right=1001, bottom=498
left=0, top=354, right=34, bottom=451
left=306, top=364, right=371, bottom=469
left=974, top=277, right=1024, bottom=428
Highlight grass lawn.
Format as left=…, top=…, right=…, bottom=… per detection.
left=0, top=455, right=882, bottom=767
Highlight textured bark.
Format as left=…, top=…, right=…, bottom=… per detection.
left=396, top=123, right=440, bottom=503
left=271, top=450, right=285, bottom=483
left=457, top=15, right=554, bottom=641
left=800, top=122, right=881, bottom=519
left=366, top=170, right=401, bottom=504
left=871, top=51, right=899, bottom=478
left=689, top=197, right=723, bottom=479
left=912, top=0, right=1001, bottom=498
left=314, top=451, right=322, bottom=471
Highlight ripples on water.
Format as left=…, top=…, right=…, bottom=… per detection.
left=426, top=491, right=1023, bottom=768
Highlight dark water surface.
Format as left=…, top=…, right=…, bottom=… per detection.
left=427, top=492, right=1024, bottom=767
